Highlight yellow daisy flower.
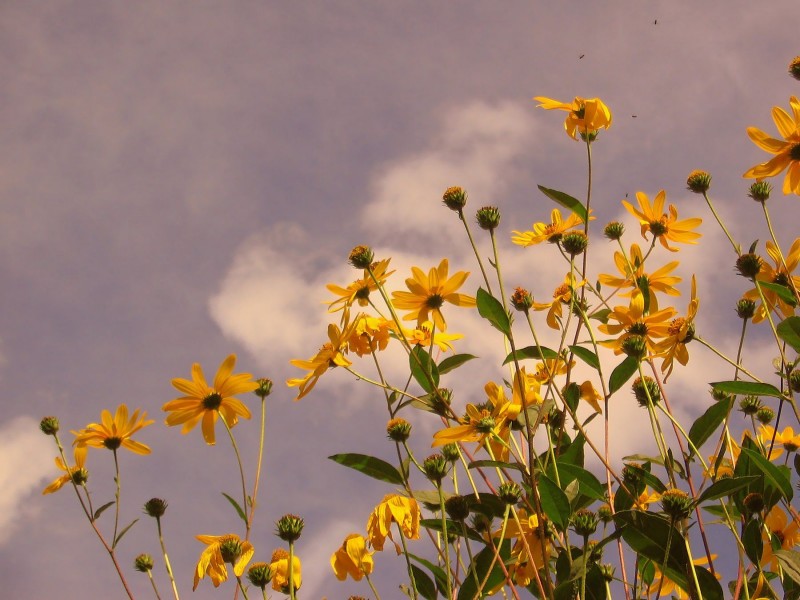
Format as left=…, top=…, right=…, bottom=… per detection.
left=42, top=447, right=88, bottom=495
left=330, top=534, right=374, bottom=581
left=597, top=243, right=681, bottom=311
left=348, top=314, right=393, bottom=357
left=401, top=320, right=463, bottom=353
left=287, top=319, right=356, bottom=401
left=743, top=96, right=800, bottom=195
left=622, top=190, right=702, bottom=252
left=511, top=208, right=588, bottom=246
left=744, top=238, right=800, bottom=323
left=269, top=548, right=302, bottom=593
left=534, top=96, right=612, bottom=140
left=326, top=258, right=394, bottom=315
left=496, top=509, right=550, bottom=587
left=72, top=404, right=153, bottom=455
left=391, top=258, right=475, bottom=331
left=761, top=506, right=800, bottom=570
left=366, top=494, right=420, bottom=553
left=759, top=425, right=800, bottom=461
left=599, top=289, right=676, bottom=356
left=654, top=276, right=698, bottom=380
left=649, top=556, right=718, bottom=599
left=193, top=533, right=254, bottom=590
left=533, top=272, right=586, bottom=330
left=163, top=354, right=258, bottom=445
left=532, top=357, right=574, bottom=384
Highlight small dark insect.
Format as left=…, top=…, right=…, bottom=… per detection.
left=579, top=54, right=585, bottom=59
left=654, top=19, right=658, bottom=24
left=632, top=115, right=637, bottom=118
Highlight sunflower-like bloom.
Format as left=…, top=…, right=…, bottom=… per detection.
left=347, top=314, right=393, bottom=357
left=326, top=259, right=395, bottom=315
left=744, top=238, right=800, bottom=323
left=193, top=534, right=254, bottom=590
left=532, top=357, right=574, bottom=384
left=366, top=494, right=420, bottom=553
left=648, top=556, right=718, bottom=599
left=432, top=386, right=516, bottom=450
left=401, top=320, right=463, bottom=352
left=578, top=381, right=603, bottom=414
left=496, top=509, right=550, bottom=587
left=330, top=534, right=374, bottom=581
left=511, top=208, right=589, bottom=246
left=287, top=319, right=357, bottom=401
left=599, top=289, right=677, bottom=356
left=391, top=259, right=475, bottom=331
left=598, top=243, right=681, bottom=311
left=533, top=273, right=586, bottom=330
left=654, top=276, right=698, bottom=380
left=163, top=355, right=258, bottom=445
left=269, top=548, right=302, bottom=593
left=759, top=425, right=800, bottom=461
left=633, top=487, right=663, bottom=511
left=622, top=190, right=702, bottom=252
left=534, top=96, right=612, bottom=140
left=743, top=96, right=800, bottom=195
left=73, top=404, right=154, bottom=455
left=761, top=506, right=800, bottom=570
left=42, top=447, right=88, bottom=494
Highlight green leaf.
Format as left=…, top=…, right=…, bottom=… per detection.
left=222, top=492, right=247, bottom=523
left=711, top=380, right=783, bottom=398
left=569, top=345, right=600, bottom=370
left=688, top=395, right=734, bottom=456
left=92, top=501, right=115, bottom=522
left=760, top=281, right=798, bottom=307
left=437, top=353, right=477, bottom=375
left=776, top=550, right=800, bottom=585
left=563, top=382, right=580, bottom=413
left=621, top=463, right=667, bottom=494
left=558, top=432, right=585, bottom=468
left=696, top=475, right=760, bottom=505
left=408, top=553, right=449, bottom=595
left=778, top=316, right=800, bottom=353
left=589, top=308, right=611, bottom=324
left=461, top=493, right=507, bottom=519
left=736, top=447, right=793, bottom=508
left=457, top=540, right=510, bottom=600
left=609, top=356, right=639, bottom=395
left=409, top=346, right=439, bottom=393
left=538, top=474, right=571, bottom=530
left=743, top=518, right=763, bottom=566
left=476, top=287, right=511, bottom=337
left=410, top=564, right=437, bottom=600
left=467, top=459, right=524, bottom=472
left=328, top=453, right=404, bottom=485
left=113, top=518, right=139, bottom=548
left=547, top=461, right=606, bottom=509
left=503, top=344, right=558, bottom=365
left=538, top=185, right=588, bottom=223
left=412, top=489, right=452, bottom=507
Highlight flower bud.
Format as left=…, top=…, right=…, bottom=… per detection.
left=561, top=231, right=589, bottom=256
left=247, top=562, right=272, bottom=589
left=442, top=186, right=468, bottom=211
left=621, top=335, right=646, bottom=360
left=510, top=287, right=533, bottom=312
left=386, top=418, right=412, bottom=442
left=219, top=536, right=244, bottom=564
left=40, top=416, right=60, bottom=436
left=735, top=253, right=762, bottom=279
left=789, top=369, right=800, bottom=393
left=475, top=206, right=501, bottom=231
left=275, top=514, right=304, bottom=542
left=748, top=180, right=772, bottom=202
left=255, top=378, right=273, bottom=398
left=423, top=453, right=449, bottom=483
left=660, top=488, right=692, bottom=520
left=498, top=481, right=523, bottom=506
left=739, top=395, right=762, bottom=416
left=632, top=376, right=660, bottom=407
left=143, top=498, right=168, bottom=518
left=444, top=495, right=471, bottom=521
left=597, top=503, right=613, bottom=524
left=735, top=298, right=756, bottom=320
left=571, top=509, right=599, bottom=537
left=432, top=388, right=453, bottom=417
left=756, top=406, right=775, bottom=424
left=603, top=221, right=625, bottom=241
left=686, top=170, right=711, bottom=194
left=134, top=553, right=154, bottom=572
left=743, top=492, right=765, bottom=515
left=348, top=245, right=374, bottom=269
left=441, top=443, right=460, bottom=463
left=789, top=56, right=800, bottom=81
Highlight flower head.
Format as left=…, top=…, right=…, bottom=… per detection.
left=598, top=243, right=681, bottom=311
left=743, top=238, right=800, bottom=323
left=366, top=494, right=420, bottom=553
left=42, top=447, right=88, bottom=494
left=401, top=320, right=463, bottom=353
left=326, top=259, right=394, bottom=315
left=511, top=208, right=588, bottom=247
left=496, top=509, right=550, bottom=587
left=534, top=96, right=612, bottom=141
left=391, top=259, right=475, bottom=331
left=743, top=96, right=800, bottom=195
left=331, top=534, right=374, bottom=581
left=193, top=534, right=254, bottom=590
left=622, top=190, right=702, bottom=252
left=287, top=318, right=357, bottom=400
left=73, top=404, right=153, bottom=455
left=599, top=290, right=677, bottom=356
left=654, top=276, right=699, bottom=380
left=762, top=506, right=800, bottom=570
left=648, top=556, right=718, bottom=598
left=269, top=548, right=302, bottom=593
left=533, top=272, right=586, bottom=330
left=163, top=355, right=257, bottom=445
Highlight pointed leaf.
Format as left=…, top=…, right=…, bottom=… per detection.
left=569, top=345, right=600, bottom=370
left=457, top=539, right=510, bottom=600
left=743, top=518, right=763, bottom=566
left=408, top=553, right=449, bottom=595
left=410, top=564, right=437, bottom=600
left=688, top=395, right=734, bottom=456
left=538, top=185, right=588, bottom=223
left=696, top=475, right=760, bottom=505
left=328, top=453, right=404, bottom=485
left=222, top=493, right=247, bottom=524
left=778, top=317, right=800, bottom=353
left=467, top=459, right=524, bottom=472
left=760, top=281, right=797, bottom=307
left=737, top=447, right=793, bottom=506
left=437, top=353, right=477, bottom=375
left=113, top=518, right=139, bottom=548
left=92, top=501, right=115, bottom=522
left=503, top=344, right=558, bottom=365
left=776, top=550, right=800, bottom=585
left=609, top=356, right=639, bottom=395
left=711, top=380, right=783, bottom=398
left=538, top=474, right=571, bottom=530
left=410, top=346, right=439, bottom=393
left=476, top=288, right=511, bottom=337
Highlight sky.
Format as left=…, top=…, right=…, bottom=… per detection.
left=2, top=1, right=800, bottom=598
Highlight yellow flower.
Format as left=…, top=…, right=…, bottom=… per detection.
left=579, top=381, right=603, bottom=414
left=599, top=290, right=676, bottom=356
left=533, top=272, right=586, bottom=330
left=497, top=509, right=550, bottom=587
left=532, top=357, right=574, bottom=384
left=330, top=534, right=374, bottom=581
left=622, top=190, right=702, bottom=252
left=633, top=487, right=662, bottom=511
left=366, top=494, right=420, bottom=553
left=401, top=320, right=463, bottom=352
left=348, top=314, right=393, bottom=357
left=391, top=259, right=475, bottom=331
left=193, top=534, right=254, bottom=590
left=326, top=259, right=395, bottom=315
left=287, top=319, right=357, bottom=401
left=649, top=556, right=718, bottom=598
left=269, top=548, right=302, bottom=593
left=72, top=404, right=153, bottom=455
left=743, top=96, right=800, bottom=195
left=654, top=275, right=699, bottom=380
left=534, top=96, right=612, bottom=140
left=761, top=506, right=800, bottom=570
left=759, top=425, right=800, bottom=461
left=597, top=243, right=681, bottom=311
left=511, top=208, right=588, bottom=246
left=42, top=447, right=87, bottom=494
left=432, top=382, right=517, bottom=451
left=744, top=238, right=800, bottom=323
left=163, top=354, right=258, bottom=445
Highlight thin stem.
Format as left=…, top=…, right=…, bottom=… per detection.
left=235, top=575, right=250, bottom=600
left=702, top=190, right=739, bottom=254
left=222, top=418, right=250, bottom=539
left=113, top=448, right=121, bottom=545
left=156, top=517, right=181, bottom=600
left=246, top=397, right=267, bottom=540
left=288, top=541, right=297, bottom=600
left=437, top=483, right=453, bottom=599
left=147, top=570, right=164, bottom=600
left=458, top=207, right=493, bottom=295
left=397, top=526, right=419, bottom=600
left=365, top=572, right=382, bottom=600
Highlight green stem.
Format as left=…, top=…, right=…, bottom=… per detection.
left=156, top=516, right=181, bottom=600
left=235, top=575, right=250, bottom=600
left=438, top=484, right=453, bottom=599
left=246, top=397, right=267, bottom=540
left=222, top=418, right=250, bottom=539
left=458, top=207, right=493, bottom=295
left=112, top=448, right=121, bottom=546
left=147, top=570, right=164, bottom=600
left=288, top=541, right=296, bottom=600
left=365, top=572, right=382, bottom=600
left=397, top=526, right=419, bottom=600
left=703, top=190, right=739, bottom=254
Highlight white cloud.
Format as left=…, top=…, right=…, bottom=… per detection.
left=0, top=416, right=54, bottom=544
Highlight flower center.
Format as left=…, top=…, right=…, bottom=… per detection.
left=773, top=272, right=790, bottom=286
left=574, top=104, right=586, bottom=119
left=103, top=437, right=122, bottom=450
left=627, top=322, right=649, bottom=336
left=355, top=285, right=371, bottom=300
left=774, top=530, right=786, bottom=545
left=544, top=223, right=562, bottom=243
left=203, top=392, right=223, bottom=410
left=554, top=284, right=571, bottom=302
left=790, top=143, right=800, bottom=161
left=426, top=293, right=444, bottom=309
left=668, top=317, right=686, bottom=336
left=474, top=416, right=496, bottom=433
left=219, top=536, right=243, bottom=564
left=649, top=218, right=668, bottom=237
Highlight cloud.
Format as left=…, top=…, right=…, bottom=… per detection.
left=0, top=416, right=54, bottom=544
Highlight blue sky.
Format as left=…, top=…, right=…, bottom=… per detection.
left=3, top=2, right=800, bottom=598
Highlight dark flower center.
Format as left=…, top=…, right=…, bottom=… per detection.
left=773, top=272, right=790, bottom=286
left=649, top=219, right=668, bottom=237
left=203, top=392, right=223, bottom=411
left=790, top=143, right=800, bottom=161
left=474, top=417, right=496, bottom=433
left=426, top=293, right=444, bottom=309
left=627, top=322, right=648, bottom=336
left=354, top=286, right=371, bottom=300
left=103, top=437, right=122, bottom=450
